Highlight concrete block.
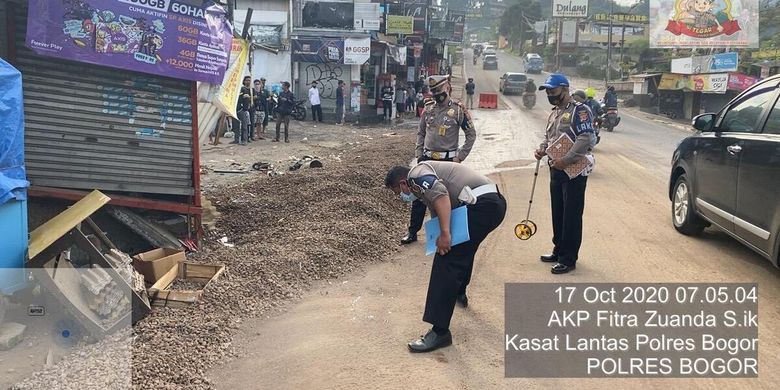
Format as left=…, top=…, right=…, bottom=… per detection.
left=0, top=322, right=26, bottom=351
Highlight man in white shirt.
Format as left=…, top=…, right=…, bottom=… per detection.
left=309, top=81, right=323, bottom=122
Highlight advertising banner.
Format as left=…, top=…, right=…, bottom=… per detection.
left=404, top=2, right=428, bottom=36
left=688, top=73, right=729, bottom=93
left=302, top=1, right=354, bottom=30
left=430, top=21, right=456, bottom=40
left=552, top=0, right=589, bottom=18
left=671, top=52, right=739, bottom=74
left=292, top=38, right=344, bottom=63
left=649, top=0, right=759, bottom=48
left=26, top=0, right=232, bottom=84
left=343, top=37, right=370, bottom=65
left=250, top=25, right=283, bottom=50
left=658, top=72, right=728, bottom=93
left=594, top=13, right=649, bottom=23
left=447, top=11, right=466, bottom=42
left=561, top=20, right=578, bottom=44
left=209, top=38, right=249, bottom=119
left=727, top=73, right=759, bottom=91
left=386, top=15, right=414, bottom=35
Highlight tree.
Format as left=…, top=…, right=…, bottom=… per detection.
left=499, top=0, right=542, bottom=50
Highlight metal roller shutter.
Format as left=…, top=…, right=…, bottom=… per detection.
left=9, top=0, right=194, bottom=196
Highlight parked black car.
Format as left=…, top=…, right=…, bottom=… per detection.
left=669, top=74, right=780, bottom=267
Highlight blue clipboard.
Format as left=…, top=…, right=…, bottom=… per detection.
left=424, top=205, right=470, bottom=256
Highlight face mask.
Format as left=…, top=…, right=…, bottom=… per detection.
left=400, top=191, right=417, bottom=203
left=434, top=93, right=447, bottom=103
left=547, top=91, right=563, bottom=106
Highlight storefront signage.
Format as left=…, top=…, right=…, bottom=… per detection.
left=593, top=13, right=649, bottom=23
left=292, top=38, right=343, bottom=63
left=659, top=73, right=728, bottom=93
left=25, top=0, right=232, bottom=84
left=447, top=11, right=466, bottom=42
left=429, top=21, right=456, bottom=40
left=386, top=15, right=414, bottom=35
left=727, top=73, right=759, bottom=91
left=552, top=0, right=588, bottom=18
left=343, top=37, right=370, bottom=65
left=671, top=52, right=739, bottom=74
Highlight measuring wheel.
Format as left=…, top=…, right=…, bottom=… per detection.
left=514, top=220, right=537, bottom=240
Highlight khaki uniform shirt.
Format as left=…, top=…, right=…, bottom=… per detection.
left=540, top=101, right=596, bottom=168
left=416, top=99, right=477, bottom=161
left=407, top=161, right=492, bottom=216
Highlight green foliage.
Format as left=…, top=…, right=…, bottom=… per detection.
left=577, top=63, right=606, bottom=80
left=499, top=0, right=543, bottom=47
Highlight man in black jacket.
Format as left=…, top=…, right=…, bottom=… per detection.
left=274, top=81, right=295, bottom=143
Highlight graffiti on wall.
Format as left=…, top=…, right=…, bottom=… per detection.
left=303, top=62, right=345, bottom=101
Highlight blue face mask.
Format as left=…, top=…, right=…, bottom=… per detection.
left=400, top=191, right=417, bottom=203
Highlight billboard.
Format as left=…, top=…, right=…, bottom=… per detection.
left=671, top=52, right=739, bottom=74
left=447, top=11, right=466, bottom=42
left=343, top=37, right=370, bottom=65
left=404, top=2, right=428, bottom=36
left=649, top=0, right=759, bottom=48
left=561, top=20, right=578, bottom=44
left=25, top=0, right=232, bottom=84
left=552, top=0, right=589, bottom=18
left=430, top=21, right=456, bottom=41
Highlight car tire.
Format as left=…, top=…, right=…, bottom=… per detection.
left=672, top=175, right=707, bottom=235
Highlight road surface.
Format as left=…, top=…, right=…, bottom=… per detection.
left=208, top=49, right=780, bottom=389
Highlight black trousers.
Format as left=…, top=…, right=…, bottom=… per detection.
left=311, top=104, right=323, bottom=122
left=423, top=193, right=507, bottom=329
left=383, top=100, right=393, bottom=119
left=549, top=169, right=588, bottom=266
left=408, top=155, right=454, bottom=236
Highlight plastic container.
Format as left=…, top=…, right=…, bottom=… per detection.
left=0, top=198, right=27, bottom=295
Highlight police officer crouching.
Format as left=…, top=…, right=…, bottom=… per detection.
left=535, top=74, right=596, bottom=274
left=401, top=75, right=477, bottom=246
left=385, top=161, right=506, bottom=352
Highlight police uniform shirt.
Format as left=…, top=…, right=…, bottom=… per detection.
left=416, top=99, right=477, bottom=160
left=540, top=101, right=596, bottom=166
left=408, top=161, right=492, bottom=216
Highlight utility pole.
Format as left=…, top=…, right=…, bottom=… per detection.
left=619, top=20, right=626, bottom=79
left=555, top=19, right=561, bottom=71
left=606, top=1, right=614, bottom=86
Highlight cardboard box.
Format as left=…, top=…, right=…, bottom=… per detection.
left=132, top=248, right=185, bottom=284
left=149, top=262, right=225, bottom=308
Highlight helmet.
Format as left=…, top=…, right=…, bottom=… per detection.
left=585, top=87, right=596, bottom=98
left=571, top=89, right=586, bottom=103
left=468, top=77, right=473, bottom=82
left=607, top=85, right=615, bottom=92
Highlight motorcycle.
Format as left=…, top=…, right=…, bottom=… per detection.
left=599, top=101, right=620, bottom=132
left=522, top=92, right=536, bottom=109
left=291, top=99, right=307, bottom=121
left=272, top=95, right=307, bottom=122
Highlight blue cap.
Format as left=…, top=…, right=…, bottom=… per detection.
left=538, top=74, right=570, bottom=90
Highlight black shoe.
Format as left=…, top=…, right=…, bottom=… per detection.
left=400, top=233, right=417, bottom=245
left=229, top=141, right=239, bottom=144
left=408, top=329, right=452, bottom=353
left=540, top=254, right=558, bottom=263
left=456, top=293, right=468, bottom=308
left=551, top=263, right=576, bottom=274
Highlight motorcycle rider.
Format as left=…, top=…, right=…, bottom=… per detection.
left=584, top=88, right=603, bottom=128
left=603, top=85, right=618, bottom=108
left=522, top=79, right=537, bottom=108
left=572, top=89, right=601, bottom=144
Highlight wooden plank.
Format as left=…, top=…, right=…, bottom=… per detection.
left=149, top=262, right=179, bottom=291
left=28, top=190, right=110, bottom=259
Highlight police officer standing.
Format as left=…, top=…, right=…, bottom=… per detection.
left=401, top=75, right=477, bottom=248
left=534, top=74, right=596, bottom=274
left=385, top=161, right=506, bottom=352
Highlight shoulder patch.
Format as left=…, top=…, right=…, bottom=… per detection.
left=409, top=175, right=438, bottom=195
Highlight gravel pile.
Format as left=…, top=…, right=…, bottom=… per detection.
left=10, top=133, right=415, bottom=389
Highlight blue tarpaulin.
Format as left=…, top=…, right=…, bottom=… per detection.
left=0, top=58, right=28, bottom=204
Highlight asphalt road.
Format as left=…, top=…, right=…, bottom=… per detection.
left=208, top=50, right=780, bottom=389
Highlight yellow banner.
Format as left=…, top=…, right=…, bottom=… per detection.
left=386, top=15, right=414, bottom=35
left=213, top=38, right=249, bottom=120
left=659, top=73, right=685, bottom=90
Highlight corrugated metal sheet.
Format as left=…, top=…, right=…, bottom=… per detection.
left=0, top=1, right=7, bottom=59
left=10, top=1, right=194, bottom=196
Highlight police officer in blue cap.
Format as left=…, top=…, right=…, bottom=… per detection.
left=534, top=74, right=596, bottom=274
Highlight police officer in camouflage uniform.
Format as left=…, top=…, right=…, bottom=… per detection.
left=401, top=75, right=477, bottom=249
left=385, top=161, right=506, bottom=353
left=534, top=74, right=596, bottom=274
